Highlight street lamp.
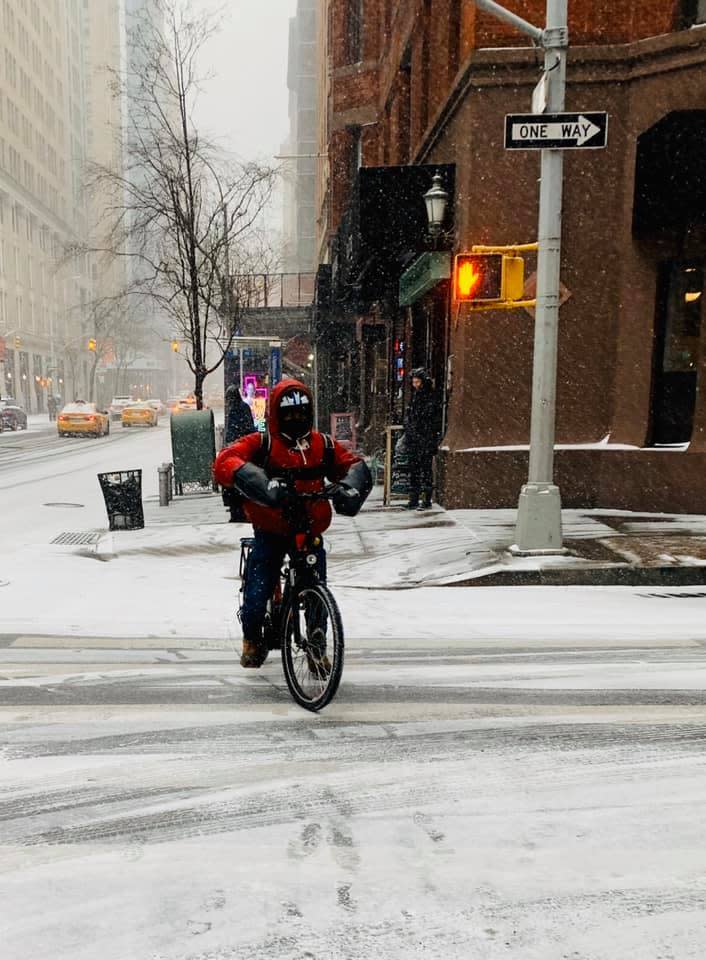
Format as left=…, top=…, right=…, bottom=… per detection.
left=423, top=172, right=449, bottom=239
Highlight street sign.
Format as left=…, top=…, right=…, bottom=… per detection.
left=505, top=112, right=608, bottom=150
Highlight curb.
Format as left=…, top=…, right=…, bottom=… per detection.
left=442, top=566, right=706, bottom=588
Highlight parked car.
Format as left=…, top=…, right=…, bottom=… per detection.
left=0, top=401, right=28, bottom=431
left=57, top=401, right=110, bottom=437
left=108, top=396, right=134, bottom=421
left=121, top=401, right=158, bottom=428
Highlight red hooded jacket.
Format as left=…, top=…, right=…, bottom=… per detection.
left=213, top=379, right=361, bottom=536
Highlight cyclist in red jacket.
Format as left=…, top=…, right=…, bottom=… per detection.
left=214, top=378, right=371, bottom=667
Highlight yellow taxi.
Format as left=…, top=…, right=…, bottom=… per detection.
left=169, top=396, right=198, bottom=416
left=121, top=401, right=159, bottom=428
left=57, top=401, right=110, bottom=438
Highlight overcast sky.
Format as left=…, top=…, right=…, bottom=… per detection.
left=192, top=0, right=297, bottom=163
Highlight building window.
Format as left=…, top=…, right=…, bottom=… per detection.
left=449, top=0, right=462, bottom=78
left=660, top=264, right=703, bottom=374
left=680, top=0, right=706, bottom=26
left=349, top=126, right=362, bottom=181
left=397, top=51, right=412, bottom=164
left=651, top=262, right=704, bottom=444
left=347, top=0, right=363, bottom=63
left=420, top=0, right=431, bottom=136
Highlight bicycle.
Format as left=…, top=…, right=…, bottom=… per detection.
left=238, top=485, right=345, bottom=712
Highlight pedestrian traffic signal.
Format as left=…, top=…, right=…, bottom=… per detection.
left=454, top=252, right=526, bottom=304
left=87, top=338, right=96, bottom=352
left=454, top=253, right=503, bottom=302
left=171, top=340, right=180, bottom=352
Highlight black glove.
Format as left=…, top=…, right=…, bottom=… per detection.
left=332, top=483, right=362, bottom=517
left=233, top=463, right=292, bottom=508
left=333, top=460, right=373, bottom=518
left=265, top=477, right=292, bottom=508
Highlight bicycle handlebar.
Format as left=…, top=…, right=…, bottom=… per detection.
left=295, top=483, right=343, bottom=503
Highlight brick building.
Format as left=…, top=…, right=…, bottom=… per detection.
left=315, top=1, right=706, bottom=512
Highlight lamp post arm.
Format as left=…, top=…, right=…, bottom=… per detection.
left=473, top=0, right=544, bottom=45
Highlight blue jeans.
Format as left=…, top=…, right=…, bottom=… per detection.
left=240, top=530, right=327, bottom=641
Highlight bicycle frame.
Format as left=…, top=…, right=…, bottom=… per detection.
left=237, top=481, right=346, bottom=710
left=238, top=484, right=335, bottom=643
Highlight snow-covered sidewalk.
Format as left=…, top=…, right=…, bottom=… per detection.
left=3, top=480, right=706, bottom=645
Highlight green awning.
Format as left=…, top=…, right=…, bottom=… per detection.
left=399, top=252, right=451, bottom=306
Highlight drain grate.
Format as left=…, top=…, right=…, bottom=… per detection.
left=44, top=502, right=85, bottom=508
left=51, top=531, right=102, bottom=546
left=640, top=591, right=706, bottom=600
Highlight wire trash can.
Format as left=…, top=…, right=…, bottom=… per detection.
left=98, top=469, right=144, bottom=531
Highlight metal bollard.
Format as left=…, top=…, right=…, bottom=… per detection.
left=158, top=463, right=171, bottom=507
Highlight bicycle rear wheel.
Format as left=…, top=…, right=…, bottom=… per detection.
left=281, top=583, right=344, bottom=711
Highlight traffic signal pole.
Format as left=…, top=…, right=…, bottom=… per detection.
left=475, top=0, right=568, bottom=553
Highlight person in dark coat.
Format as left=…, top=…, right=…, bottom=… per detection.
left=404, top=367, right=441, bottom=511
left=222, top=384, right=256, bottom=522
left=224, top=384, right=255, bottom=445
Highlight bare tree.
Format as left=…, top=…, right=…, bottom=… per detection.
left=86, top=296, right=150, bottom=404
left=80, top=0, right=277, bottom=408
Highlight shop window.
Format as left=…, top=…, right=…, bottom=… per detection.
left=662, top=265, right=702, bottom=374
left=651, top=262, right=704, bottom=444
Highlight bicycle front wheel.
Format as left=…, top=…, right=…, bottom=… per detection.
left=281, top=584, right=344, bottom=711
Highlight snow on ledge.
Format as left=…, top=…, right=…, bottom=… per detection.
left=452, top=438, right=690, bottom=454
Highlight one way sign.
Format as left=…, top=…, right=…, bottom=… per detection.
left=504, top=112, right=608, bottom=151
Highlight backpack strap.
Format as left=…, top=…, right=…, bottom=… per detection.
left=321, top=433, right=335, bottom=479
left=251, top=430, right=271, bottom=469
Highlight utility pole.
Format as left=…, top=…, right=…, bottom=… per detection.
left=475, top=0, right=568, bottom=553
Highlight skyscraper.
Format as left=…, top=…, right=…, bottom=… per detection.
left=0, top=0, right=97, bottom=411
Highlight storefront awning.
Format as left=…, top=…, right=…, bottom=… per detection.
left=399, top=252, right=451, bottom=306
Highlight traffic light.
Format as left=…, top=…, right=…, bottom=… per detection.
left=454, top=252, right=526, bottom=304
left=455, top=253, right=503, bottom=302
left=14, top=336, right=21, bottom=349
left=171, top=339, right=180, bottom=352
left=87, top=338, right=96, bottom=352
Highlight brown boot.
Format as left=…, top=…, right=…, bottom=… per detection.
left=240, top=636, right=267, bottom=668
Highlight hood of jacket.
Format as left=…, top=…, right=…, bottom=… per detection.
left=268, top=378, right=314, bottom=440
left=410, top=367, right=433, bottom=394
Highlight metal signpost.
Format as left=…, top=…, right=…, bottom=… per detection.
left=474, top=0, right=607, bottom=553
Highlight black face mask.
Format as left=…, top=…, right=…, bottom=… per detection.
left=279, top=405, right=312, bottom=441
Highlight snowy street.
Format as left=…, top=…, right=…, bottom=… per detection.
left=1, top=426, right=706, bottom=958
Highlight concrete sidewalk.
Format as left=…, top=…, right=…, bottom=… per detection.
left=141, top=486, right=706, bottom=588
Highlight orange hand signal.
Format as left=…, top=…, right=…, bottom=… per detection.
left=457, top=260, right=481, bottom=299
